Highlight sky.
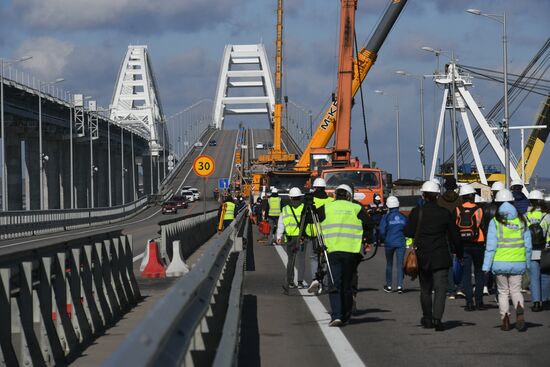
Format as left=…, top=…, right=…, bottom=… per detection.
left=0, top=0, right=549, bottom=182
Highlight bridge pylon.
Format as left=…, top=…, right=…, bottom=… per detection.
left=110, top=45, right=165, bottom=156
left=213, top=44, right=275, bottom=129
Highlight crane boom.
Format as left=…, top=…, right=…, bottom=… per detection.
left=294, top=0, right=408, bottom=170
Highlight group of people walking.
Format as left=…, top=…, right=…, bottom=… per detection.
left=250, top=176, right=549, bottom=331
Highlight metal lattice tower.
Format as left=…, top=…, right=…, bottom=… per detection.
left=110, top=45, right=164, bottom=155
left=213, top=44, right=275, bottom=129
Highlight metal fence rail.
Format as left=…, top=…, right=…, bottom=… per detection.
left=0, top=196, right=149, bottom=240
left=105, top=212, right=249, bottom=367
left=0, top=231, right=140, bottom=366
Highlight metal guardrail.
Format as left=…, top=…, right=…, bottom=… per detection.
left=0, top=196, right=149, bottom=240
left=0, top=231, right=140, bottom=366
left=105, top=211, right=249, bottom=367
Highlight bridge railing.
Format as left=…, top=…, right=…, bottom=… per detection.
left=0, top=196, right=149, bottom=240
left=0, top=231, right=140, bottom=366
left=105, top=211, right=249, bottom=367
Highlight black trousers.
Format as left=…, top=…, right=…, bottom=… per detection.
left=328, top=252, right=358, bottom=322
left=419, top=267, right=449, bottom=321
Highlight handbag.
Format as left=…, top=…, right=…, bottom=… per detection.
left=540, top=247, right=550, bottom=274
left=403, top=208, right=423, bottom=280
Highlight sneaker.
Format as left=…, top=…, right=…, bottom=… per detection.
left=307, top=280, right=320, bottom=294
left=288, top=283, right=297, bottom=289
left=329, top=319, right=343, bottom=327
left=297, top=281, right=308, bottom=289
left=456, top=290, right=466, bottom=299
left=383, top=286, right=392, bottom=293
left=397, top=287, right=404, bottom=294
left=483, top=286, right=489, bottom=296
left=447, top=293, right=456, bottom=300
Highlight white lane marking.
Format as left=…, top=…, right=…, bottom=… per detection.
left=0, top=208, right=162, bottom=249
left=228, top=130, right=240, bottom=183
left=273, top=245, right=366, bottom=367
left=133, top=252, right=145, bottom=262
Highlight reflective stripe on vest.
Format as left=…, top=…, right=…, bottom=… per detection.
left=268, top=197, right=281, bottom=217
left=306, top=197, right=335, bottom=237
left=321, top=200, right=363, bottom=253
left=282, top=204, right=304, bottom=237
left=494, top=218, right=526, bottom=262
left=223, top=202, right=235, bottom=220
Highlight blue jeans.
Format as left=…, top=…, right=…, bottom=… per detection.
left=462, top=246, right=485, bottom=305
left=530, top=260, right=550, bottom=302
left=328, top=252, right=357, bottom=322
left=384, top=246, right=405, bottom=288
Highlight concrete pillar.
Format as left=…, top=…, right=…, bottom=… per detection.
left=142, top=154, right=151, bottom=196
left=74, top=142, right=89, bottom=208
left=152, top=156, right=159, bottom=194
left=6, top=137, right=23, bottom=210
left=96, top=141, right=109, bottom=208
left=123, top=149, right=131, bottom=203
left=112, top=148, right=121, bottom=206
left=44, top=139, right=61, bottom=209
left=60, top=141, right=71, bottom=209
left=24, top=137, right=40, bottom=210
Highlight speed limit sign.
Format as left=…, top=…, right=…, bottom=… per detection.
left=193, top=155, right=215, bottom=177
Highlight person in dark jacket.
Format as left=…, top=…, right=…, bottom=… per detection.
left=404, top=180, right=462, bottom=331
left=510, top=179, right=529, bottom=215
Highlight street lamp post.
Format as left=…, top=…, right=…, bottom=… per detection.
left=39, top=77, right=64, bottom=210
left=1, top=56, right=32, bottom=211
left=395, top=70, right=426, bottom=180
left=467, top=9, right=509, bottom=187
left=375, top=90, right=400, bottom=179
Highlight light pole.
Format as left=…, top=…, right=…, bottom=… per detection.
left=1, top=55, right=32, bottom=211
left=39, top=77, right=64, bottom=210
left=396, top=70, right=426, bottom=180
left=422, top=46, right=459, bottom=180
left=375, top=90, right=400, bottom=179
left=467, top=9, right=510, bottom=187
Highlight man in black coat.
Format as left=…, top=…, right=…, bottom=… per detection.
left=404, top=180, right=462, bottom=331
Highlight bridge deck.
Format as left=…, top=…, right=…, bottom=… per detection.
left=239, top=225, right=549, bottom=367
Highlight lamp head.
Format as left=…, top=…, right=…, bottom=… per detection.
left=374, top=90, right=384, bottom=95
left=395, top=70, right=407, bottom=75
left=466, top=8, right=481, bottom=15
left=19, top=56, right=32, bottom=62
left=421, top=46, right=435, bottom=53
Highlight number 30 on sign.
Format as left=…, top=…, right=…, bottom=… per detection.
left=193, top=155, right=215, bottom=177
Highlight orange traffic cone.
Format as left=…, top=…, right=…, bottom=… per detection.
left=140, top=240, right=166, bottom=278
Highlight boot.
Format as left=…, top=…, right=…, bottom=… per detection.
left=420, top=317, right=433, bottom=329
left=531, top=301, right=542, bottom=312
left=433, top=319, right=444, bottom=331
left=501, top=313, right=511, bottom=331
left=516, top=303, right=526, bottom=332
left=464, top=302, right=475, bottom=312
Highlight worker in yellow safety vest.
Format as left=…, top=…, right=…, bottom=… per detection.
left=219, top=195, right=236, bottom=230
left=302, top=178, right=334, bottom=295
left=277, top=187, right=306, bottom=292
left=316, top=184, right=373, bottom=327
left=263, top=187, right=281, bottom=245
left=482, top=189, right=532, bottom=331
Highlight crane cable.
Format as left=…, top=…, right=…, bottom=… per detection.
left=354, top=31, right=372, bottom=166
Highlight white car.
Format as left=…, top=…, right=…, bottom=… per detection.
left=189, top=187, right=200, bottom=200
left=180, top=190, right=194, bottom=202
left=194, top=141, right=204, bottom=147
left=255, top=143, right=265, bottom=149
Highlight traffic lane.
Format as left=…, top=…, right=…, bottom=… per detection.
left=317, top=250, right=550, bottom=367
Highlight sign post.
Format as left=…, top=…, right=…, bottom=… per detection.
left=193, top=155, right=215, bottom=217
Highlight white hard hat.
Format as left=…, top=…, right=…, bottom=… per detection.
left=271, top=187, right=278, bottom=194
left=374, top=194, right=381, bottom=201
left=288, top=187, right=303, bottom=198
left=491, top=181, right=505, bottom=191
left=495, top=188, right=514, bottom=202
left=386, top=196, right=400, bottom=208
left=335, top=184, right=353, bottom=196
left=420, top=180, right=440, bottom=193
left=474, top=194, right=484, bottom=203
left=459, top=184, right=476, bottom=196
left=528, top=190, right=544, bottom=201
left=510, top=179, right=524, bottom=188
left=312, top=178, right=326, bottom=188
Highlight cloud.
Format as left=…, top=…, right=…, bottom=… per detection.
left=12, top=0, right=243, bottom=34
left=15, top=37, right=74, bottom=79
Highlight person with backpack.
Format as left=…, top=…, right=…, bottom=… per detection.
left=482, top=189, right=532, bottom=331
left=455, top=184, right=486, bottom=311
left=379, top=196, right=408, bottom=293
left=526, top=190, right=550, bottom=312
